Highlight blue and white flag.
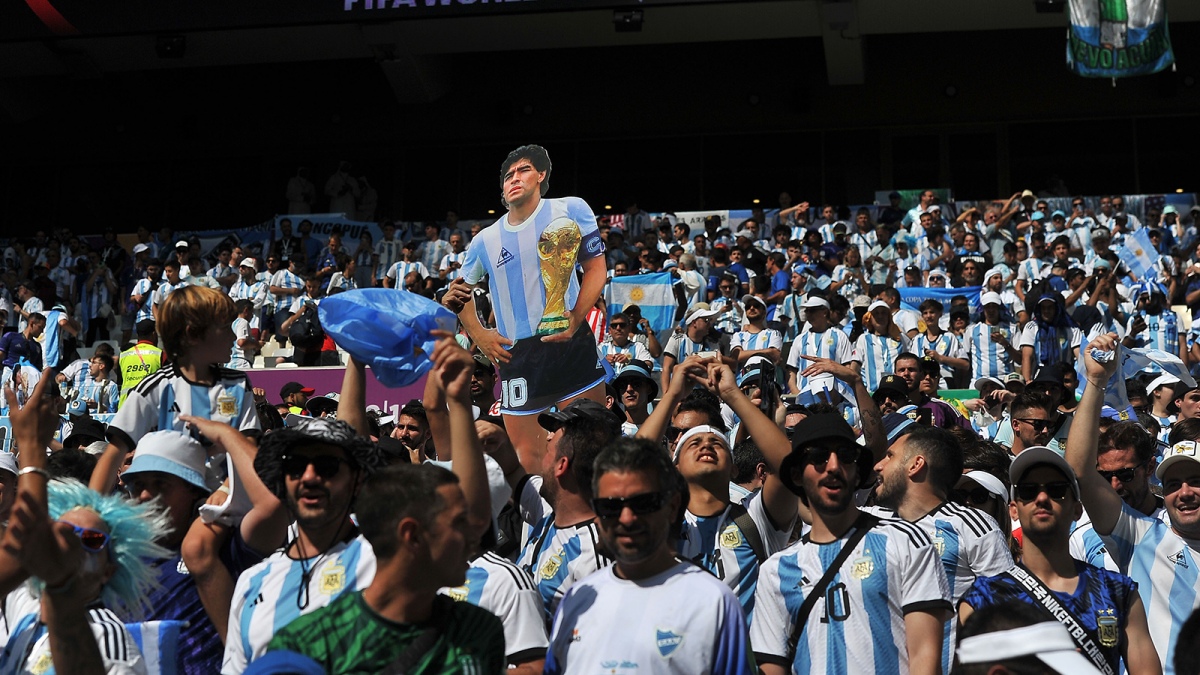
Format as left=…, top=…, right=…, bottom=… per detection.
left=1118, top=227, right=1158, bottom=281
left=899, top=285, right=983, bottom=313
left=1067, top=0, right=1174, bottom=78
left=1075, top=339, right=1195, bottom=417
left=605, top=272, right=678, bottom=334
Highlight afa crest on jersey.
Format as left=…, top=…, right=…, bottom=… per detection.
left=1097, top=608, right=1119, bottom=647
left=720, top=524, right=742, bottom=549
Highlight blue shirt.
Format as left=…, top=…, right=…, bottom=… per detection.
left=0, top=332, right=41, bottom=370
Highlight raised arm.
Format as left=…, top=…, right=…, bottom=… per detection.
left=336, top=355, right=370, bottom=437
left=636, top=354, right=709, bottom=444
left=430, top=333, right=492, bottom=541
left=1063, top=333, right=1125, bottom=536
left=796, top=355, right=887, bottom=462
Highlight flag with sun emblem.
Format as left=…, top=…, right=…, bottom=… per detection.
left=605, top=272, right=677, bottom=333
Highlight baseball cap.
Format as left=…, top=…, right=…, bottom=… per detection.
left=980, top=291, right=1003, bottom=307
left=175, top=239, right=190, bottom=249
left=1009, top=446, right=1080, bottom=502
left=741, top=294, right=766, bottom=310
left=1030, top=364, right=1064, bottom=386
left=472, top=352, right=496, bottom=373
left=305, top=392, right=341, bottom=416
left=867, top=299, right=890, bottom=313
left=132, top=243, right=149, bottom=255
left=734, top=229, right=755, bottom=240
left=123, top=430, right=211, bottom=492
left=927, top=204, right=942, bottom=213
left=1051, top=209, right=1066, bottom=219
left=972, top=376, right=1004, bottom=391
left=904, top=265, right=922, bottom=275
left=873, top=374, right=910, bottom=401
left=801, top=296, right=830, bottom=310
left=1031, top=211, right=1046, bottom=221
left=1156, top=440, right=1200, bottom=480
left=66, top=398, right=88, bottom=418
left=956, top=622, right=1102, bottom=675
left=63, top=418, right=108, bottom=450
left=684, top=303, right=721, bottom=325
left=280, top=382, right=315, bottom=399
left=0, top=453, right=16, bottom=478
left=882, top=412, right=916, bottom=443
left=240, top=258, right=258, bottom=269
left=1004, top=372, right=1026, bottom=391
left=888, top=191, right=901, bottom=199
left=737, top=357, right=772, bottom=388
left=1147, top=373, right=1179, bottom=394
left=956, top=470, right=1008, bottom=502
left=779, top=413, right=872, bottom=496
left=538, top=399, right=623, bottom=434
left=612, top=364, right=659, bottom=401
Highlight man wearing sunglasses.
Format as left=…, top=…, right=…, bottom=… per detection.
left=597, top=312, right=652, bottom=376
left=1006, top=391, right=1056, bottom=456
left=1067, top=333, right=1200, bottom=674
left=545, top=438, right=754, bottom=675
left=873, top=426, right=1013, bottom=674
left=753, top=413, right=950, bottom=675
left=959, top=446, right=1158, bottom=675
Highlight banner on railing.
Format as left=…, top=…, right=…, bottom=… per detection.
left=1067, top=0, right=1174, bottom=78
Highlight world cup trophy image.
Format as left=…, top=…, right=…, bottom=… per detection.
left=536, top=216, right=583, bottom=336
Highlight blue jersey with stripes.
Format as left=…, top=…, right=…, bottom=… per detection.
left=461, top=197, right=603, bottom=342
left=960, top=562, right=1137, bottom=675
left=853, top=332, right=910, bottom=393
left=777, top=293, right=805, bottom=342
left=964, top=323, right=1017, bottom=379
left=912, top=333, right=965, bottom=380
left=750, top=515, right=951, bottom=675
left=1103, top=501, right=1200, bottom=675
left=787, top=327, right=855, bottom=405
left=1126, top=311, right=1179, bottom=362
left=221, top=536, right=375, bottom=674
left=676, top=492, right=795, bottom=617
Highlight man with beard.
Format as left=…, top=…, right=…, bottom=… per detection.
left=392, top=400, right=433, bottom=462
left=959, top=446, right=1159, bottom=675
left=545, top=438, right=754, bottom=675
left=471, top=353, right=499, bottom=415
left=1067, top=333, right=1200, bottom=674
left=751, top=413, right=951, bottom=675
left=893, top=353, right=971, bottom=430
left=872, top=426, right=1013, bottom=674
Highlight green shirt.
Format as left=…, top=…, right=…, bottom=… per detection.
left=267, top=590, right=505, bottom=675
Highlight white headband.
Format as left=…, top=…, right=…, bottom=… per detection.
left=956, top=622, right=1101, bottom=674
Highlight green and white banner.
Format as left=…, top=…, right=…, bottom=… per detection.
left=1067, top=0, right=1174, bottom=78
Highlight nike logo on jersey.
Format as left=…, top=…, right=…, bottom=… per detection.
left=497, top=248, right=514, bottom=267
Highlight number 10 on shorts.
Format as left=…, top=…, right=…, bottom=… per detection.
left=502, top=378, right=529, bottom=409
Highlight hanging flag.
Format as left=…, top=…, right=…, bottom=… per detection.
left=605, top=272, right=678, bottom=334
left=1117, top=227, right=1158, bottom=281
left=1067, top=0, right=1174, bottom=78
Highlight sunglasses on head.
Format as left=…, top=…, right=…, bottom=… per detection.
left=592, top=491, right=669, bottom=519
left=64, top=523, right=110, bottom=553
left=282, top=454, right=347, bottom=480
left=804, top=443, right=859, bottom=468
left=950, top=486, right=996, bottom=507
left=1015, top=481, right=1071, bottom=502
left=1097, top=461, right=1149, bottom=484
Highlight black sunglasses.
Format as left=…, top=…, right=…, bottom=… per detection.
left=1015, top=481, right=1071, bottom=503
left=1015, top=418, right=1053, bottom=432
left=950, top=486, right=995, bottom=507
left=804, top=443, right=860, bottom=469
left=1098, top=461, right=1149, bottom=484
left=282, top=454, right=347, bottom=480
left=609, top=322, right=628, bottom=329
left=592, top=491, right=669, bottom=519
left=665, top=426, right=683, bottom=442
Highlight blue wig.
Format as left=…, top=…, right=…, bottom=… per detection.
left=41, top=479, right=171, bottom=618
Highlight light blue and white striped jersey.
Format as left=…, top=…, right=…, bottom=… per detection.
left=710, top=296, right=745, bottom=334
left=777, top=293, right=805, bottom=342
left=731, top=327, right=782, bottom=356
left=40, top=307, right=68, bottom=369
left=268, top=269, right=304, bottom=313
left=853, top=332, right=910, bottom=393
left=385, top=260, right=430, bottom=288
left=1104, top=501, right=1200, bottom=675
left=76, top=373, right=119, bottom=414
left=750, top=516, right=952, bottom=675
left=221, top=536, right=376, bottom=674
left=663, top=332, right=722, bottom=363
left=229, top=317, right=253, bottom=369
left=1017, top=323, right=1083, bottom=368
left=461, top=197, right=603, bottom=342
left=787, top=327, right=854, bottom=398
left=914, top=502, right=1013, bottom=675
left=830, top=265, right=866, bottom=300
left=597, top=338, right=652, bottom=373
left=439, top=250, right=469, bottom=280
left=107, top=363, right=259, bottom=451
left=1069, top=508, right=1122, bottom=573
left=912, top=333, right=965, bottom=380
left=677, top=492, right=795, bottom=616
left=208, top=263, right=235, bottom=292
left=151, top=279, right=190, bottom=310
left=963, top=323, right=1017, bottom=380
left=129, top=278, right=157, bottom=323
left=441, top=552, right=550, bottom=664
left=515, top=476, right=613, bottom=624
left=229, top=278, right=267, bottom=310
left=419, top=238, right=451, bottom=273
left=1016, top=257, right=1048, bottom=286
left=1127, top=310, right=1180, bottom=357
left=373, top=237, right=405, bottom=281
left=545, top=563, right=755, bottom=675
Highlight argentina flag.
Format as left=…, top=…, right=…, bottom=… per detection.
left=605, top=272, right=678, bottom=333
left=1118, top=228, right=1158, bottom=281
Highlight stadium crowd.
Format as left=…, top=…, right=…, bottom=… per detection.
left=0, top=182, right=1198, bottom=675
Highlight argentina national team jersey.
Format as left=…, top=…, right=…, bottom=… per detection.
left=731, top=328, right=782, bottom=356
left=441, top=551, right=550, bottom=664
left=964, top=323, right=1016, bottom=379
left=853, top=333, right=910, bottom=393
left=515, top=476, right=612, bottom=624
left=787, top=328, right=854, bottom=405
left=777, top=294, right=804, bottom=342
left=1128, top=310, right=1179, bottom=358
left=222, top=536, right=376, bottom=674
left=461, top=197, right=603, bottom=342
left=913, top=502, right=1013, bottom=675
left=386, top=261, right=429, bottom=287
left=676, top=492, right=794, bottom=616
left=1102, top=502, right=1200, bottom=674
left=439, top=251, right=469, bottom=280
left=911, top=333, right=965, bottom=380
left=750, top=517, right=951, bottom=675
left=108, top=363, right=260, bottom=451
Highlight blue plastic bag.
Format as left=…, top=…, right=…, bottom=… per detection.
left=318, top=289, right=457, bottom=388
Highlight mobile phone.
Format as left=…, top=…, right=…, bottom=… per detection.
left=697, top=350, right=719, bottom=359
